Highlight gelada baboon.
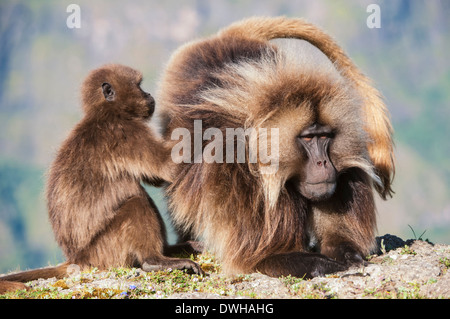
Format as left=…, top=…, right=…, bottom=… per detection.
left=0, top=64, right=201, bottom=294
left=157, top=17, right=394, bottom=278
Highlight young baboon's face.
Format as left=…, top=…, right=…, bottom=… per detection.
left=83, top=64, right=155, bottom=120
left=116, top=77, right=155, bottom=120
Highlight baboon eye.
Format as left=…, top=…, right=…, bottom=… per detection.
left=300, top=134, right=314, bottom=142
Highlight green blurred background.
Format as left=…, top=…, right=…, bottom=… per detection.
left=1, top=0, right=449, bottom=273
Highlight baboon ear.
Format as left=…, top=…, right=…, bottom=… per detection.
left=102, top=82, right=115, bottom=101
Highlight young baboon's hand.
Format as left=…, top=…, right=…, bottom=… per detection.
left=142, top=258, right=205, bottom=276
left=170, top=259, right=205, bottom=276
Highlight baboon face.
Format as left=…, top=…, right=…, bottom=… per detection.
left=193, top=38, right=373, bottom=204
left=259, top=72, right=367, bottom=203
left=266, top=104, right=339, bottom=202
left=83, top=64, right=155, bottom=120
left=297, top=123, right=336, bottom=201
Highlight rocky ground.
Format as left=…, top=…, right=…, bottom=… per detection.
left=1, top=234, right=449, bottom=299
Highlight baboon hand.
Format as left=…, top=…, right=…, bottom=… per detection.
left=142, top=258, right=205, bottom=276
left=256, top=252, right=348, bottom=278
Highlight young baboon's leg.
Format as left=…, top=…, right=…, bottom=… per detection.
left=73, top=189, right=203, bottom=274
left=311, top=169, right=377, bottom=265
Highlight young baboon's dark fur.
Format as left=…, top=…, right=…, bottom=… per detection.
left=0, top=64, right=202, bottom=293
left=157, top=17, right=394, bottom=277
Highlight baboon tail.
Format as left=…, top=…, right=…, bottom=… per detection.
left=0, top=262, right=73, bottom=294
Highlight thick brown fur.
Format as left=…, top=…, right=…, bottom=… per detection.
left=0, top=64, right=201, bottom=293
left=221, top=17, right=395, bottom=198
left=157, top=17, right=394, bottom=277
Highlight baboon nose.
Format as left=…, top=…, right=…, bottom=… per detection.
left=316, top=160, right=327, bottom=167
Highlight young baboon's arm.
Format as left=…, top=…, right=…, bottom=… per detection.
left=103, top=122, right=176, bottom=184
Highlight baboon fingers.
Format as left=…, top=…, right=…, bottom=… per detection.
left=142, top=258, right=204, bottom=276
left=256, top=252, right=348, bottom=278
left=306, top=255, right=348, bottom=278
